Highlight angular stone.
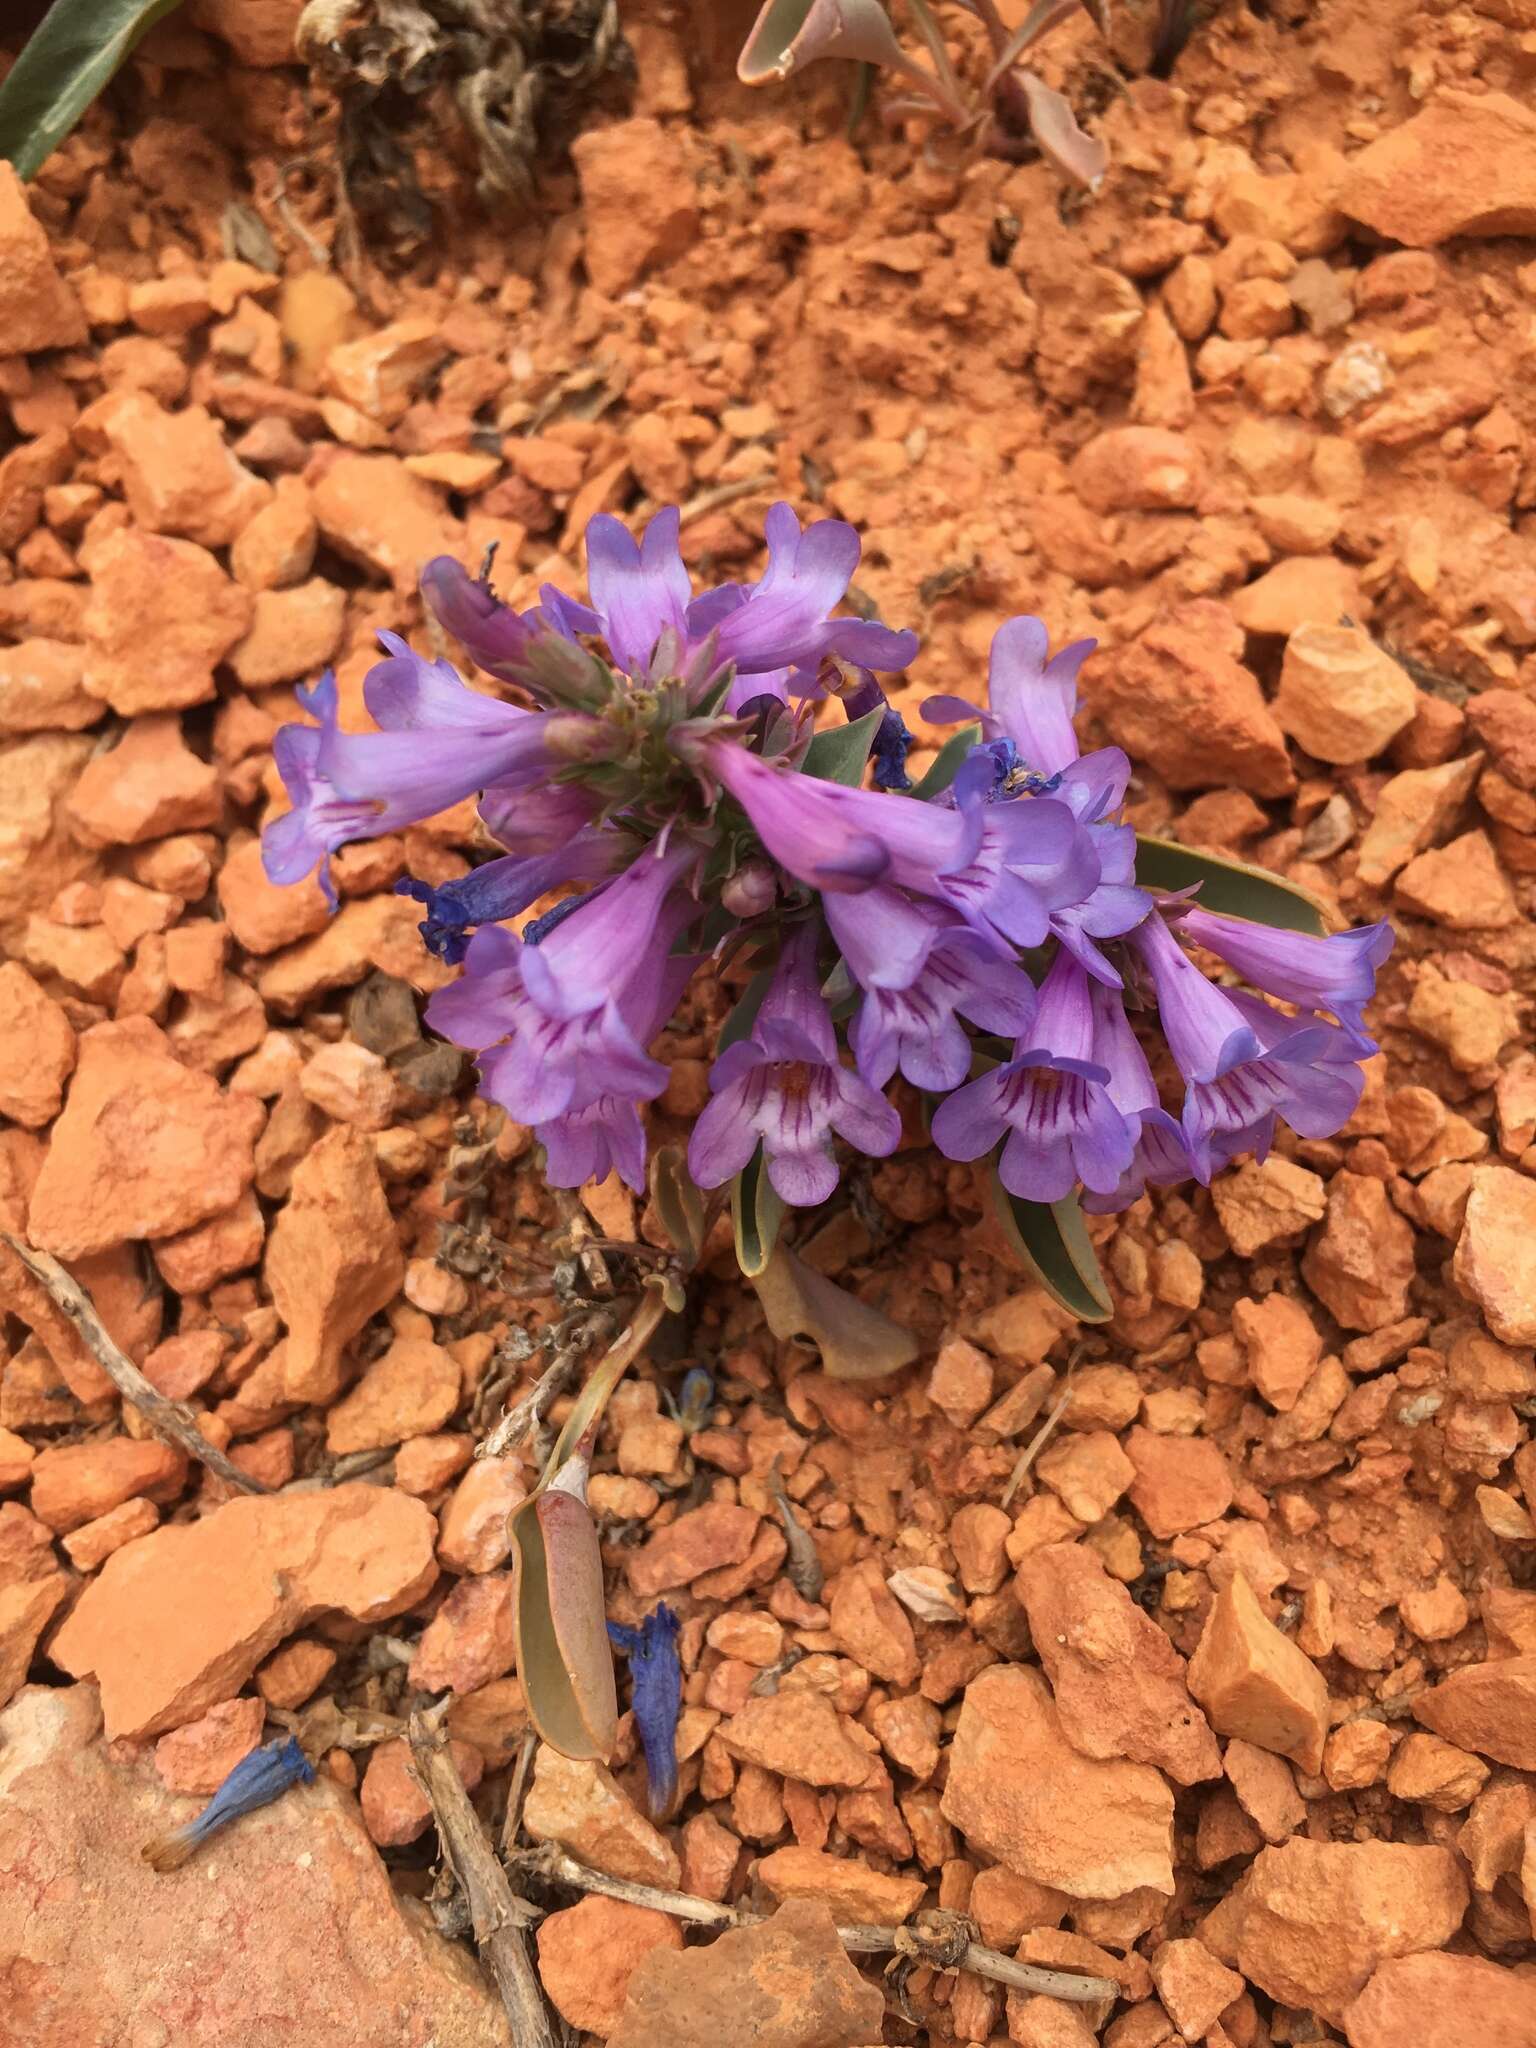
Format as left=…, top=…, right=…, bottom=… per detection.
left=940, top=1666, right=1175, bottom=1900
left=1301, top=1172, right=1416, bottom=1331
left=1124, top=1428, right=1234, bottom=1539
left=757, top=1844, right=925, bottom=1923
left=100, top=395, right=269, bottom=548
left=27, top=1018, right=262, bottom=1257
left=217, top=837, right=331, bottom=954
left=0, top=963, right=74, bottom=1128
left=1036, top=1430, right=1136, bottom=1523
left=51, top=1484, right=437, bottom=1737
left=571, top=118, right=700, bottom=297
left=1230, top=556, right=1363, bottom=638
left=523, top=1747, right=681, bottom=1887
left=1453, top=1165, right=1536, bottom=1345
left=83, top=528, right=253, bottom=715
left=1200, top=1838, right=1469, bottom=2023
left=1231, top=1292, right=1321, bottom=1411
left=1187, top=1573, right=1329, bottom=1773
left=1223, top=1738, right=1305, bottom=1842
left=927, top=1336, right=993, bottom=1426
left=1212, top=1155, right=1326, bottom=1256
left=1273, top=624, right=1416, bottom=764
left=0, top=164, right=86, bottom=351
left=717, top=1691, right=872, bottom=1789
left=64, top=716, right=222, bottom=848
left=437, top=1456, right=525, bottom=1574
left=0, top=1572, right=68, bottom=1713
left=1386, top=1730, right=1489, bottom=1812
left=1149, top=1938, right=1244, bottom=2043
left=154, top=1694, right=265, bottom=1795
left=1343, top=1952, right=1536, bottom=2048
left=29, top=1438, right=185, bottom=1535
left=408, top=1574, right=515, bottom=1696
left=360, top=1735, right=483, bottom=1846
left=0, top=1685, right=513, bottom=2046
left=1342, top=90, right=1536, bottom=246
left=265, top=1125, right=405, bottom=1403
left=308, top=450, right=457, bottom=594
left=1397, top=829, right=1519, bottom=929
left=0, top=639, right=98, bottom=734
left=1355, top=753, right=1483, bottom=888
left=1016, top=1544, right=1220, bottom=1786
left=1413, top=1655, right=1536, bottom=1770
left=608, top=1899, right=883, bottom=2048
left=325, top=1335, right=459, bottom=1454
left=828, top=1558, right=918, bottom=1685
left=627, top=1502, right=761, bottom=1598
left=536, top=1895, right=684, bottom=2038
left=1091, top=602, right=1294, bottom=797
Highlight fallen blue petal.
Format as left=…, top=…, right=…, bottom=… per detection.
left=143, top=1735, right=315, bottom=1871
left=607, top=1604, right=682, bottom=1819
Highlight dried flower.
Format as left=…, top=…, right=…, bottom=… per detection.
left=142, top=1735, right=314, bottom=1872
left=607, top=1604, right=683, bottom=1819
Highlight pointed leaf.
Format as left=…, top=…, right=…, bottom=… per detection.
left=906, top=722, right=981, bottom=801
left=987, top=1173, right=1113, bottom=1323
left=649, top=1145, right=706, bottom=1268
left=1134, top=833, right=1328, bottom=936
left=802, top=704, right=884, bottom=787
left=739, top=0, right=910, bottom=83
left=0, top=0, right=187, bottom=180
left=732, top=1147, right=786, bottom=1280
left=717, top=962, right=775, bottom=1053
left=1015, top=69, right=1108, bottom=191
left=510, top=1487, right=618, bottom=1760
left=981, top=0, right=1080, bottom=92
left=751, top=1245, right=919, bottom=1380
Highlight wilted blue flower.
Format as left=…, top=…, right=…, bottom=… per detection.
left=143, top=1735, right=314, bottom=1872
left=608, top=1605, right=682, bottom=1819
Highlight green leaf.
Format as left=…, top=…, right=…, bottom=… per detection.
left=1134, top=833, right=1328, bottom=937
left=731, top=1146, right=785, bottom=1279
left=718, top=962, right=775, bottom=1054
left=0, top=0, right=189, bottom=181
left=648, top=1146, right=706, bottom=1269
left=802, top=705, right=884, bottom=787
left=907, top=722, right=980, bottom=801
left=750, top=1245, right=920, bottom=1380
left=987, top=1173, right=1113, bottom=1323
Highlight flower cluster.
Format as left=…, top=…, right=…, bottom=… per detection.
left=262, top=504, right=1391, bottom=1212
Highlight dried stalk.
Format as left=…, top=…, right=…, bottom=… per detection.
left=525, top=1849, right=1119, bottom=2005
left=3, top=1236, right=267, bottom=1497
left=407, top=1710, right=554, bottom=2047
left=478, top=1308, right=618, bottom=1460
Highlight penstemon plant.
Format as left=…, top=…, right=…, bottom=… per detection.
left=262, top=502, right=1390, bottom=1755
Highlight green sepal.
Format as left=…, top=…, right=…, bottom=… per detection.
left=1134, top=833, right=1328, bottom=937
left=731, top=1146, right=786, bottom=1279
left=906, top=723, right=981, bottom=801
left=802, top=705, right=883, bottom=786
left=987, top=1172, right=1113, bottom=1323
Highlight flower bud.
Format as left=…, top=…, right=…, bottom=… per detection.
left=722, top=859, right=778, bottom=918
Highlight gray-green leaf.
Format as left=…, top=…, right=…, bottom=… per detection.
left=0, top=0, right=188, bottom=181
left=801, top=704, right=884, bottom=787
left=1134, top=833, right=1328, bottom=937
left=750, top=1244, right=919, bottom=1379
left=987, top=1173, right=1113, bottom=1323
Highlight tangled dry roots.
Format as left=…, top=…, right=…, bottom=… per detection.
left=297, top=0, right=630, bottom=241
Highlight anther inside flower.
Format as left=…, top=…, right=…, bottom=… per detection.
left=261, top=503, right=1392, bottom=1207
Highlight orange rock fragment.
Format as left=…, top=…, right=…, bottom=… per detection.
left=1187, top=1573, right=1329, bottom=1773
left=536, top=1895, right=684, bottom=2038
left=756, top=1844, right=924, bottom=1923
left=523, top=1746, right=681, bottom=1887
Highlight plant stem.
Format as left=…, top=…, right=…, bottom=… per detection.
left=2, top=1235, right=268, bottom=1498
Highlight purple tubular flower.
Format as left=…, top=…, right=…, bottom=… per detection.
left=1181, top=992, right=1368, bottom=1181
left=397, top=829, right=625, bottom=964
left=583, top=506, right=693, bottom=681
left=476, top=779, right=602, bottom=855
left=985, top=615, right=1096, bottom=777
left=704, top=738, right=982, bottom=894
left=937, top=789, right=1103, bottom=953
left=1131, top=910, right=1262, bottom=1084
left=142, top=1736, right=314, bottom=1871
left=849, top=923, right=1038, bottom=1092
left=262, top=645, right=609, bottom=903
left=688, top=922, right=901, bottom=1205
left=699, top=503, right=919, bottom=679
left=1177, top=908, right=1393, bottom=1047
left=929, top=950, right=1136, bottom=1204
left=419, top=555, right=537, bottom=682
left=607, top=1605, right=682, bottom=1819
left=1077, top=977, right=1195, bottom=1212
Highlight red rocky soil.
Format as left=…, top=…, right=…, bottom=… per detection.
left=2, top=0, right=1536, bottom=2043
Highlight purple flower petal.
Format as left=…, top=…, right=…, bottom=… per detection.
left=585, top=507, right=692, bottom=681
left=1133, top=911, right=1259, bottom=1084
left=987, top=616, right=1095, bottom=777
left=1178, top=909, right=1393, bottom=1045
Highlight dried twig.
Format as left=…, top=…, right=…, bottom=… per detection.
left=499, top=1726, right=538, bottom=1857
left=523, top=1849, right=1119, bottom=2005
left=3, top=1236, right=267, bottom=1497
left=1001, top=1378, right=1073, bottom=1509
left=478, top=1308, right=617, bottom=1460
left=678, top=474, right=776, bottom=528
left=407, top=1709, right=554, bottom=2047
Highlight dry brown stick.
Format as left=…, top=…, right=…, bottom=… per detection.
left=3, top=1235, right=267, bottom=1497
left=678, top=474, right=775, bottom=528
left=478, top=1308, right=617, bottom=1461
left=499, top=1726, right=538, bottom=1858
left=528, top=1850, right=1119, bottom=2005
left=407, top=1710, right=555, bottom=2047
